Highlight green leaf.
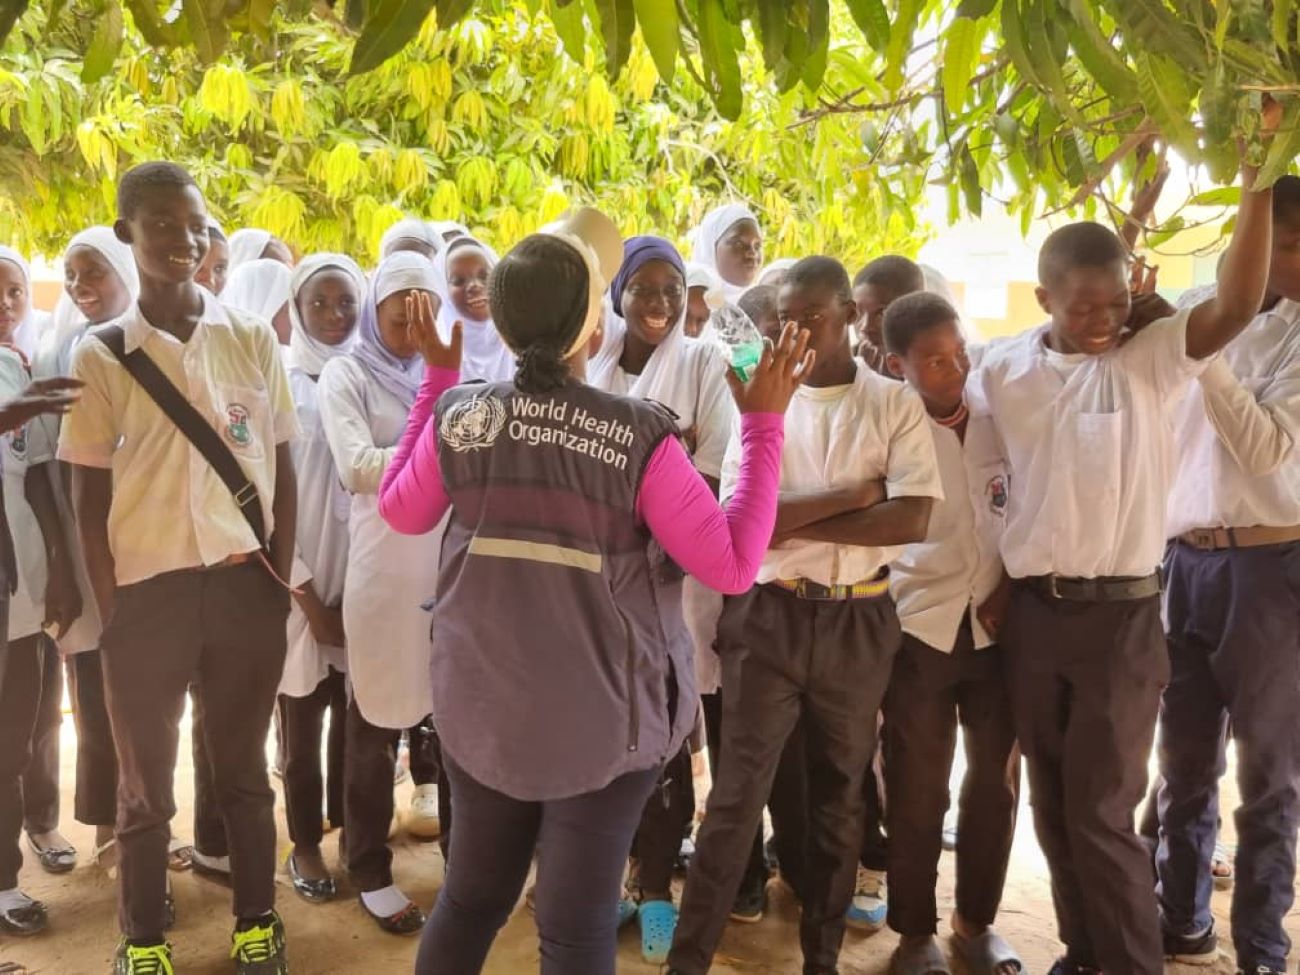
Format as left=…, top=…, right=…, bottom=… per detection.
left=348, top=0, right=434, bottom=74
left=755, top=0, right=788, bottom=71
left=248, top=0, right=274, bottom=37
left=957, top=0, right=996, bottom=16
left=550, top=0, right=586, bottom=61
left=436, top=0, right=474, bottom=30
left=1256, top=100, right=1300, bottom=189
left=1136, top=52, right=1198, bottom=153
left=1189, top=187, right=1240, bottom=207
left=1102, top=0, right=1206, bottom=73
left=183, top=0, right=230, bottom=63
left=593, top=0, right=634, bottom=75
left=0, top=0, right=29, bottom=49
left=1273, top=0, right=1291, bottom=52
left=1024, top=0, right=1079, bottom=122
left=344, top=0, right=366, bottom=31
left=698, top=0, right=741, bottom=119
left=959, top=143, right=982, bottom=216
left=883, top=0, right=919, bottom=92
left=942, top=16, right=980, bottom=113
left=82, top=0, right=125, bottom=82
left=632, top=0, right=677, bottom=81
left=124, top=0, right=177, bottom=47
left=844, top=0, right=888, bottom=50
left=1064, top=0, right=1138, bottom=102
left=1000, top=0, right=1040, bottom=87
left=801, top=0, right=829, bottom=89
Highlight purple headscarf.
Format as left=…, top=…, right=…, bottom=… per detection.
left=609, top=236, right=686, bottom=317
left=353, top=252, right=438, bottom=407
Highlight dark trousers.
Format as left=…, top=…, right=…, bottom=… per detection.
left=21, top=636, right=62, bottom=835
left=860, top=730, right=888, bottom=872
left=1156, top=541, right=1300, bottom=971
left=1003, top=582, right=1166, bottom=975
left=630, top=740, right=695, bottom=899
left=67, top=649, right=119, bottom=827
left=415, top=753, right=658, bottom=975
left=342, top=697, right=404, bottom=891
left=100, top=562, right=288, bottom=939
left=0, top=634, right=44, bottom=889
left=279, top=667, right=347, bottom=850
left=671, top=586, right=901, bottom=975
left=884, top=625, right=1020, bottom=935
left=191, top=693, right=228, bottom=858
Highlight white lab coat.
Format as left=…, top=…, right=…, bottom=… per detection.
left=317, top=356, right=444, bottom=730
left=278, top=368, right=351, bottom=698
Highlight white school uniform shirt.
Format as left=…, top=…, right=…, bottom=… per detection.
left=31, top=325, right=103, bottom=653
left=58, top=294, right=300, bottom=586
left=318, top=356, right=442, bottom=730
left=890, top=358, right=1008, bottom=652
left=972, top=308, right=1205, bottom=579
left=591, top=335, right=736, bottom=694
left=0, top=349, right=53, bottom=640
left=1165, top=287, right=1300, bottom=538
left=278, top=368, right=351, bottom=698
left=722, top=363, right=944, bottom=587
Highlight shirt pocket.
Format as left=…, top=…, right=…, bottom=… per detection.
left=1065, top=410, right=1124, bottom=534
left=212, top=382, right=271, bottom=463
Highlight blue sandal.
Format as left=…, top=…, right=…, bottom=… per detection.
left=639, top=899, right=678, bottom=965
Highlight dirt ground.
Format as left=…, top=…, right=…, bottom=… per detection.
left=2, top=716, right=1293, bottom=974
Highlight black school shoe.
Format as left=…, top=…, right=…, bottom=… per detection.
left=1164, top=922, right=1217, bottom=965
left=728, top=879, right=767, bottom=924
left=0, top=896, right=47, bottom=936
left=1047, top=958, right=1101, bottom=975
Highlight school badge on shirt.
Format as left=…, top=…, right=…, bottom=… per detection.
left=6, top=425, right=26, bottom=461
left=224, top=403, right=253, bottom=448
left=986, top=473, right=1008, bottom=516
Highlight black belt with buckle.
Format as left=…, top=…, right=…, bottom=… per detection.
left=1023, top=571, right=1162, bottom=602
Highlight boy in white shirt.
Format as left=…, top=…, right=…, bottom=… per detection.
left=879, top=292, right=1022, bottom=975
left=669, top=257, right=943, bottom=975
left=59, top=162, right=300, bottom=975
left=972, top=152, right=1273, bottom=975
left=1155, top=175, right=1300, bottom=974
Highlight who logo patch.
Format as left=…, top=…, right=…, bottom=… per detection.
left=441, top=393, right=507, bottom=453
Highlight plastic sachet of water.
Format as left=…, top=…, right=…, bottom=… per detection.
left=709, top=301, right=764, bottom=382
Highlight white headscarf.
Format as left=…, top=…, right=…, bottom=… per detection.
left=690, top=202, right=760, bottom=303
left=222, top=258, right=292, bottom=323
left=759, top=257, right=797, bottom=286
left=0, top=245, right=48, bottom=360
left=285, top=253, right=368, bottom=376
left=353, top=252, right=438, bottom=406
left=228, top=228, right=274, bottom=271
left=429, top=221, right=470, bottom=254
left=380, top=219, right=441, bottom=259
left=432, top=237, right=514, bottom=383
left=46, top=227, right=139, bottom=371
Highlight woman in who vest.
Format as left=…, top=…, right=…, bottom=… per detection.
left=377, top=209, right=814, bottom=975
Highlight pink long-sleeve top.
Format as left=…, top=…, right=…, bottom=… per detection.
left=378, top=367, right=783, bottom=594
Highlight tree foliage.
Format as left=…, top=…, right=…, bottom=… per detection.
left=0, top=1, right=928, bottom=261
left=1, top=0, right=1298, bottom=262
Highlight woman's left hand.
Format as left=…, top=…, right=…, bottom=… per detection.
left=407, top=291, right=462, bottom=370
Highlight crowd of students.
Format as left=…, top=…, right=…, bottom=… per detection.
left=0, top=138, right=1294, bottom=975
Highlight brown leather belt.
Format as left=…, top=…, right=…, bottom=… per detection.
left=1178, top=525, right=1300, bottom=551
left=1023, top=572, right=1161, bottom=602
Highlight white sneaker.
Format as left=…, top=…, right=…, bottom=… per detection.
left=845, top=866, right=887, bottom=933
left=407, top=784, right=442, bottom=839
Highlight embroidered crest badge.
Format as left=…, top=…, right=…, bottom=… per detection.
left=986, top=474, right=1008, bottom=515
left=225, top=404, right=252, bottom=447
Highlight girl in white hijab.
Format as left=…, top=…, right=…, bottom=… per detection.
left=227, top=228, right=294, bottom=271
left=0, top=246, right=50, bottom=361
left=689, top=203, right=763, bottom=302
left=223, top=258, right=294, bottom=344
left=277, top=253, right=367, bottom=906
left=432, top=236, right=514, bottom=383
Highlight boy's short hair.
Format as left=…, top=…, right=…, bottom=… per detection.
left=1038, top=221, right=1128, bottom=288
left=1274, top=175, right=1300, bottom=226
left=883, top=291, right=960, bottom=357
left=117, top=162, right=199, bottom=220
left=786, top=256, right=853, bottom=304
left=853, top=255, right=925, bottom=296
left=738, top=284, right=778, bottom=325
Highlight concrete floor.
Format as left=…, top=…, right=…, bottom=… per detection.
left=1, top=715, right=1290, bottom=974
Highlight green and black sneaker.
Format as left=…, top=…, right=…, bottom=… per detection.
left=231, top=911, right=288, bottom=974
left=111, top=940, right=174, bottom=975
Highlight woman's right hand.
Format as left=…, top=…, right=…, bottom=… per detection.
left=407, top=291, right=462, bottom=370
left=726, top=322, right=815, bottom=415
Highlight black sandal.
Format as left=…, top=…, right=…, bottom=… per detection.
left=288, top=853, right=337, bottom=904
left=26, top=834, right=76, bottom=875
left=359, top=897, right=426, bottom=936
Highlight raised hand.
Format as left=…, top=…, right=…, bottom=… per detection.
left=406, top=291, right=461, bottom=371
left=0, top=377, right=84, bottom=433
left=726, top=322, right=815, bottom=415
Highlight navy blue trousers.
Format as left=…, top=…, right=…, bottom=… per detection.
left=1156, top=540, right=1300, bottom=971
